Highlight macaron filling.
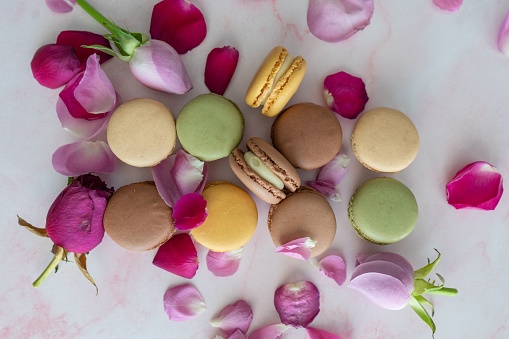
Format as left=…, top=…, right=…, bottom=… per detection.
left=244, top=151, right=284, bottom=189
left=260, top=54, right=294, bottom=105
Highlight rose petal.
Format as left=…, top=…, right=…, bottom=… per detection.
left=31, top=44, right=81, bottom=89
left=306, top=327, right=342, bottom=339
left=52, top=140, right=117, bottom=176
left=248, top=324, right=290, bottom=339
left=163, top=284, right=206, bottom=321
left=150, top=0, right=207, bottom=54
left=307, top=153, right=349, bottom=201
left=226, top=329, right=246, bottom=339
left=446, top=161, right=504, bottom=210
left=359, top=252, right=414, bottom=281
left=348, top=272, right=410, bottom=310
left=432, top=0, right=463, bottom=12
left=274, top=281, right=320, bottom=328
left=352, top=261, right=414, bottom=293
left=45, top=0, right=76, bottom=13
left=275, top=237, right=317, bottom=260
left=130, top=40, right=193, bottom=94
left=56, top=30, right=113, bottom=65
left=205, top=46, right=239, bottom=95
left=318, top=255, right=346, bottom=286
left=307, top=0, right=374, bottom=42
left=323, top=72, right=368, bottom=119
left=210, top=300, right=253, bottom=336
left=498, top=11, right=509, bottom=55
left=206, top=248, right=243, bottom=277
left=153, top=233, right=198, bottom=278
left=172, top=193, right=208, bottom=231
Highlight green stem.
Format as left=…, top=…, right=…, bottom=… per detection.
left=32, top=247, right=64, bottom=288
left=75, top=0, right=117, bottom=32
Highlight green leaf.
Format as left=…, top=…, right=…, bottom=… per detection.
left=424, top=287, right=458, bottom=296
left=74, top=253, right=99, bottom=295
left=414, top=295, right=434, bottom=316
left=81, top=45, right=131, bottom=62
left=414, top=249, right=441, bottom=280
left=408, top=295, right=436, bottom=336
left=412, top=278, right=444, bottom=296
left=67, top=177, right=74, bottom=185
left=17, top=215, right=48, bottom=238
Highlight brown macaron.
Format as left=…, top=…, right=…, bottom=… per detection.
left=103, top=182, right=175, bottom=251
left=229, top=137, right=301, bottom=204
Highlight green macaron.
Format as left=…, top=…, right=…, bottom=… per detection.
left=176, top=94, right=244, bottom=162
left=348, top=177, right=418, bottom=245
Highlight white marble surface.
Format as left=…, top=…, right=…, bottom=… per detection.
left=1, top=0, right=509, bottom=338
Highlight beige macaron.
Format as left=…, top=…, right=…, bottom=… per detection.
left=351, top=107, right=419, bottom=173
left=245, top=46, right=307, bottom=118
left=107, top=98, right=176, bottom=167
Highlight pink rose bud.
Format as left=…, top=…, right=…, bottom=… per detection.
left=31, top=44, right=81, bottom=89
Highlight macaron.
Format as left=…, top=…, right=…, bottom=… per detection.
left=229, top=137, right=301, bottom=204
left=268, top=187, right=336, bottom=257
left=348, top=177, right=418, bottom=245
left=245, top=46, right=307, bottom=117
left=351, top=107, right=419, bottom=173
left=103, top=182, right=175, bottom=251
left=271, top=103, right=343, bottom=170
left=190, top=181, right=258, bottom=252
left=176, top=94, right=244, bottom=162
left=107, top=98, right=176, bottom=167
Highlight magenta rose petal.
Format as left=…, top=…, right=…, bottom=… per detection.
left=307, top=0, right=374, bottom=42
left=52, top=140, right=117, bottom=176
left=446, top=161, right=504, bottom=210
left=206, top=248, right=243, bottom=277
left=498, top=11, right=509, bottom=54
left=31, top=44, right=81, bottom=89
left=274, top=281, right=320, bottom=328
left=210, top=300, right=253, bottom=336
left=275, top=237, right=317, bottom=260
left=361, top=252, right=414, bottom=280
left=323, top=72, right=368, bottom=119
left=307, top=153, right=349, bottom=201
left=163, top=284, right=206, bottom=321
left=248, top=324, right=290, bottom=339
left=306, top=327, right=342, bottom=339
left=205, top=46, right=239, bottom=95
left=150, top=0, right=207, bottom=54
left=56, top=30, right=113, bottom=64
left=352, top=261, right=414, bottom=293
left=153, top=233, right=198, bottom=278
left=348, top=272, right=410, bottom=310
left=318, top=255, right=346, bottom=286
left=45, top=0, right=76, bottom=13
left=56, top=98, right=111, bottom=140
left=432, top=0, right=463, bottom=12
left=172, top=193, right=208, bottom=231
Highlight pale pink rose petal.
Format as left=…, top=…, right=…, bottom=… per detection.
left=226, top=330, right=246, bottom=339
left=275, top=237, right=317, bottom=260
left=306, top=327, right=342, bottom=339
left=274, top=281, right=320, bottom=328
left=446, top=161, right=504, bottom=210
left=307, top=0, right=374, bottom=42
left=307, top=154, right=349, bottom=201
left=318, top=255, right=346, bottom=286
left=163, top=284, right=206, bottom=321
left=248, top=324, right=290, bottom=339
left=323, top=72, right=368, bottom=119
left=172, top=193, right=208, bottom=231
left=31, top=44, right=81, bottom=89
left=45, top=0, right=76, bottom=13
left=352, top=261, right=414, bottom=293
left=56, top=97, right=111, bottom=140
left=348, top=272, right=410, bottom=310
left=498, top=11, right=509, bottom=54
left=206, top=248, right=243, bottom=277
left=432, top=0, right=463, bottom=12
left=52, top=140, right=117, bottom=176
left=205, top=46, right=239, bottom=95
left=359, top=252, right=414, bottom=280
left=210, top=300, right=253, bottom=336
left=56, top=30, right=113, bottom=65
left=150, top=0, right=207, bottom=54
left=153, top=233, right=198, bottom=279
left=354, top=252, right=371, bottom=266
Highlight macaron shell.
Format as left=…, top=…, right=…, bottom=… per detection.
left=268, top=187, right=336, bottom=257
left=351, top=107, right=419, bottom=173
left=103, top=182, right=175, bottom=251
left=190, top=181, right=258, bottom=252
left=271, top=103, right=343, bottom=170
left=107, top=99, right=176, bottom=167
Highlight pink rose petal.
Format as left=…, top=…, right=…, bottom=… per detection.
left=248, top=324, right=290, bottom=339
left=163, top=284, right=206, bottom=321
left=323, top=72, right=368, bottom=119
left=31, top=44, right=81, bottom=89
left=150, top=0, right=207, bottom=54
left=52, top=141, right=117, bottom=176
left=307, top=153, right=349, bottom=201
left=306, top=327, right=342, bottom=339
left=45, top=0, right=76, bottom=13
left=210, top=300, right=253, bottom=336
left=226, top=329, right=246, bottom=339
left=318, top=255, right=346, bottom=286
left=153, top=233, right=198, bottom=278
left=172, top=193, right=208, bottom=231
left=348, top=272, right=410, bottom=310
left=446, top=161, right=504, bottom=210
left=205, top=46, right=239, bottom=95
left=352, top=261, right=414, bottom=293
left=307, top=0, right=374, bottom=42
left=206, top=248, right=243, bottom=277
left=358, top=252, right=414, bottom=281
left=274, top=281, right=320, bottom=328
left=432, top=0, right=463, bottom=12
left=56, top=30, right=113, bottom=65
left=498, top=11, right=509, bottom=54
left=275, top=237, right=317, bottom=260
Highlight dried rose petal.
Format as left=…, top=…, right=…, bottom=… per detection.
left=56, top=30, right=113, bottom=65
left=31, top=44, right=81, bottom=89
left=210, top=300, right=253, bottom=335
left=248, top=324, right=290, bottom=339
left=150, top=0, right=207, bottom=54
left=45, top=0, right=76, bottom=13
left=205, top=46, right=239, bottom=95
left=206, top=248, right=243, bottom=277
left=172, top=193, right=208, bottom=231
left=318, top=255, right=346, bottom=286
left=323, top=72, right=368, bottom=119
left=498, top=11, right=509, bottom=55
left=153, top=233, right=198, bottom=279
left=307, top=153, right=349, bottom=201
left=357, top=252, right=414, bottom=280
left=163, top=284, right=206, bottom=321
left=307, top=0, right=374, bottom=42
left=52, top=140, right=117, bottom=176
left=274, top=281, right=320, bottom=328
left=432, top=0, right=463, bottom=12
left=446, top=161, right=504, bottom=210
left=275, top=237, right=317, bottom=260
left=349, top=272, right=410, bottom=310
left=306, top=327, right=342, bottom=339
